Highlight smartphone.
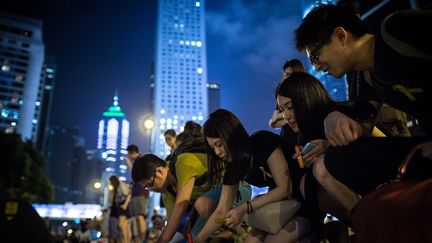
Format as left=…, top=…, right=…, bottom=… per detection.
left=301, top=142, right=316, bottom=155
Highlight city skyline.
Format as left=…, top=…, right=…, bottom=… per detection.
left=3, top=0, right=405, bottom=153
left=1, top=0, right=306, bottom=152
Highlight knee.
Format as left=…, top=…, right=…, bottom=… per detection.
left=194, top=196, right=215, bottom=217
left=312, top=155, right=331, bottom=186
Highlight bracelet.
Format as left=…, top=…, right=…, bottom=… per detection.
left=246, top=200, right=254, bottom=214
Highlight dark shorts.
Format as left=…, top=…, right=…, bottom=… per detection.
left=324, top=137, right=431, bottom=196
left=110, top=206, right=130, bottom=218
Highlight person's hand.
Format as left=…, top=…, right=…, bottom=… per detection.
left=421, top=141, right=432, bottom=160
left=292, top=140, right=329, bottom=167
left=120, top=203, right=127, bottom=210
left=225, top=206, right=245, bottom=229
left=324, top=111, right=362, bottom=146
left=269, top=109, right=287, bottom=128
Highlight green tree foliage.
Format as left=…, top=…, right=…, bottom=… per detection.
left=0, top=133, right=53, bottom=203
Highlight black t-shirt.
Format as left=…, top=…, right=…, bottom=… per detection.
left=223, top=131, right=280, bottom=188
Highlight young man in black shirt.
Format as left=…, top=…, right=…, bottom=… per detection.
left=296, top=4, right=432, bottom=140
left=294, top=4, right=432, bottom=220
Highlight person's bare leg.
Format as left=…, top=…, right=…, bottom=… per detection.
left=263, top=216, right=310, bottom=243
left=118, top=215, right=129, bottom=243
left=313, top=155, right=360, bottom=213
left=134, top=215, right=147, bottom=242
left=194, top=196, right=217, bottom=219
left=136, top=215, right=147, bottom=243
left=316, top=182, right=352, bottom=225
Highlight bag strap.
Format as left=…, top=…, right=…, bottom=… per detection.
left=381, top=11, right=432, bottom=60
left=397, top=142, right=428, bottom=180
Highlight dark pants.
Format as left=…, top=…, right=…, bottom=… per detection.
left=324, top=137, right=431, bottom=196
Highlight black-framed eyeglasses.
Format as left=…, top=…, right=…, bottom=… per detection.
left=308, top=42, right=326, bottom=66
left=144, top=169, right=157, bottom=190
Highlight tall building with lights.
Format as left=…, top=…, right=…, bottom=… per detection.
left=207, top=82, right=220, bottom=114
left=152, top=0, right=208, bottom=157
left=0, top=11, right=45, bottom=139
left=33, top=56, right=56, bottom=151
left=97, top=95, right=130, bottom=182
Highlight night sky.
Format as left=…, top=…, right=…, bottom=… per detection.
left=2, top=0, right=306, bottom=151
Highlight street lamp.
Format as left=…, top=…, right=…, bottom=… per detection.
left=144, top=118, right=155, bottom=130
left=141, top=115, right=155, bottom=153
left=90, top=179, right=103, bottom=205
left=93, top=181, right=102, bottom=190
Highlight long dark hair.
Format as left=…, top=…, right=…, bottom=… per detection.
left=203, top=109, right=251, bottom=185
left=276, top=72, right=334, bottom=141
left=109, top=175, right=120, bottom=204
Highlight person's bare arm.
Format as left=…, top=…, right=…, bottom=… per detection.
left=157, top=178, right=196, bottom=243
left=269, top=109, right=287, bottom=128
left=120, top=194, right=132, bottom=210
left=194, top=184, right=238, bottom=242
left=124, top=157, right=133, bottom=171
left=225, top=147, right=291, bottom=228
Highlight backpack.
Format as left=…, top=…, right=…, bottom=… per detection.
left=375, top=104, right=411, bottom=137
left=362, top=10, right=432, bottom=137
left=166, top=137, right=209, bottom=197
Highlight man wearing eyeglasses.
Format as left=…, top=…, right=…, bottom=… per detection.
left=131, top=151, right=210, bottom=243
left=295, top=4, right=432, bottom=140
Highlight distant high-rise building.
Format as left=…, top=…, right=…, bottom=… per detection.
left=0, top=11, right=45, bottom=139
left=44, top=124, right=80, bottom=203
left=33, top=56, right=56, bottom=151
left=207, top=82, right=220, bottom=114
left=45, top=124, right=102, bottom=204
left=71, top=145, right=105, bottom=204
left=83, top=150, right=105, bottom=204
left=97, top=94, right=130, bottom=182
left=152, top=0, right=208, bottom=157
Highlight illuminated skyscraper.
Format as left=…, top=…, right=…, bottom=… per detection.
left=0, top=11, right=45, bottom=139
left=33, top=56, right=56, bottom=151
left=152, top=0, right=208, bottom=157
left=207, top=82, right=220, bottom=114
left=97, top=94, right=130, bottom=182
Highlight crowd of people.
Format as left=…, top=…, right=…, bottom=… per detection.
left=104, top=3, right=432, bottom=243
